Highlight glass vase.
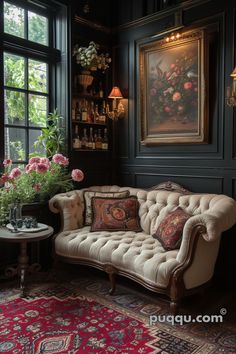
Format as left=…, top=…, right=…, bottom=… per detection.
left=9, top=202, right=23, bottom=232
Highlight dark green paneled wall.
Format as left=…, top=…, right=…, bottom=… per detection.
left=109, top=0, right=236, bottom=287
left=111, top=0, right=236, bottom=197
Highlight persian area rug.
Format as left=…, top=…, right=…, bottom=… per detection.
left=0, top=270, right=235, bottom=354
left=0, top=296, right=154, bottom=353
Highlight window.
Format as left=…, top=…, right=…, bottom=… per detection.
left=4, top=1, right=48, bottom=45
left=1, top=0, right=68, bottom=165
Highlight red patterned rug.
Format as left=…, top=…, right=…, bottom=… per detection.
left=0, top=296, right=155, bottom=353
left=0, top=268, right=235, bottom=353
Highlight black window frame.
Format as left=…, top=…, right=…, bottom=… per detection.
left=0, top=0, right=69, bottom=165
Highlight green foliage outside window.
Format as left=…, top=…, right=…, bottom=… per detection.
left=4, top=2, right=24, bottom=38
left=9, top=141, right=25, bottom=161
left=4, top=54, right=48, bottom=127
left=4, top=2, right=48, bottom=45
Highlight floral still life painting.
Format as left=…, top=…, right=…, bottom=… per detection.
left=139, top=30, right=208, bottom=145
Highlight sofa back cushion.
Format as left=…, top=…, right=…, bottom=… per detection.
left=83, top=186, right=188, bottom=235
left=82, top=185, right=226, bottom=237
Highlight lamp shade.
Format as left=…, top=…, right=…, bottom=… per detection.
left=108, top=86, right=123, bottom=98
left=230, top=66, right=236, bottom=78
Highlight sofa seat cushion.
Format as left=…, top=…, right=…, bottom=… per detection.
left=54, top=227, right=180, bottom=288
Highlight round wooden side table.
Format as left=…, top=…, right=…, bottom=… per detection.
left=0, top=225, right=53, bottom=295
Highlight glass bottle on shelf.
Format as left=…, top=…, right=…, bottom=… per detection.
left=94, top=104, right=100, bottom=123
left=106, top=103, right=110, bottom=117
left=81, top=99, right=88, bottom=122
left=95, top=129, right=102, bottom=149
left=99, top=82, right=104, bottom=98
left=88, top=127, right=94, bottom=150
left=88, top=101, right=95, bottom=123
left=73, top=124, right=78, bottom=140
left=99, top=101, right=106, bottom=123
left=94, top=130, right=97, bottom=149
left=73, top=125, right=81, bottom=149
left=81, top=128, right=88, bottom=149
left=102, top=128, right=108, bottom=150
left=75, top=101, right=81, bottom=121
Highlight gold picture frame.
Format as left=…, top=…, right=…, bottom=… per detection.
left=139, top=29, right=208, bottom=145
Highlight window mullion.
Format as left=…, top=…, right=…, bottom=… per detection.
left=4, top=86, right=49, bottom=97
left=25, top=56, right=29, bottom=160
left=25, top=7, right=28, bottom=40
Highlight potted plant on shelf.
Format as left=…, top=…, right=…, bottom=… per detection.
left=73, top=41, right=111, bottom=94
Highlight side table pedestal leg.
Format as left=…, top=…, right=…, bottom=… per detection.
left=18, top=241, right=29, bottom=296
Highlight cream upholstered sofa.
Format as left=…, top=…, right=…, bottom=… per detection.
left=49, top=182, right=236, bottom=312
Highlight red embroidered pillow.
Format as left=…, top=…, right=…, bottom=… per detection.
left=83, top=190, right=130, bottom=226
left=152, top=207, right=190, bottom=250
left=91, top=196, right=142, bottom=232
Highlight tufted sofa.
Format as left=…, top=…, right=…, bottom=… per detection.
left=49, top=182, right=236, bottom=312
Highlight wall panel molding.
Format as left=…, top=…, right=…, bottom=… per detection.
left=134, top=172, right=224, bottom=193
left=113, top=0, right=211, bottom=31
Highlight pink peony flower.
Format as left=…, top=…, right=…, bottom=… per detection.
left=71, top=169, right=84, bottom=182
left=29, top=157, right=41, bottom=165
left=0, top=174, right=10, bottom=184
left=40, top=157, right=50, bottom=166
left=3, top=159, right=12, bottom=166
left=33, top=183, right=42, bottom=192
left=36, top=163, right=49, bottom=174
left=25, top=164, right=31, bottom=173
left=9, top=167, right=22, bottom=179
left=52, top=154, right=69, bottom=166
left=25, top=163, right=37, bottom=173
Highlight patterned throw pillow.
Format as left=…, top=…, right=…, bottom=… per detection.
left=90, top=196, right=142, bottom=232
left=152, top=207, right=190, bottom=250
left=83, top=190, right=130, bottom=225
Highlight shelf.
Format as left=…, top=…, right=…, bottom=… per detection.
left=72, top=120, right=107, bottom=126
left=73, top=148, right=110, bottom=152
left=72, top=92, right=105, bottom=100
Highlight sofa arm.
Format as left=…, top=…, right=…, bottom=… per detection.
left=177, top=207, right=236, bottom=264
left=49, top=190, right=84, bottom=231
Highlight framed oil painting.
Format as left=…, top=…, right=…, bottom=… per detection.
left=139, top=29, right=208, bottom=145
